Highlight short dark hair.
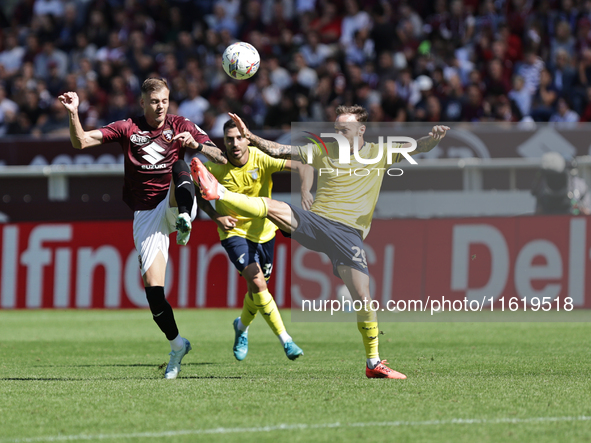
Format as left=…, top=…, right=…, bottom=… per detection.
left=335, top=104, right=368, bottom=122
left=141, top=78, right=169, bottom=95
left=223, top=118, right=248, bottom=135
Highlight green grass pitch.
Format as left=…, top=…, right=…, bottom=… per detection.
left=1, top=309, right=591, bottom=443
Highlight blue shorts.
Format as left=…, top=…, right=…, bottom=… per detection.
left=221, top=236, right=276, bottom=280
left=285, top=205, right=369, bottom=278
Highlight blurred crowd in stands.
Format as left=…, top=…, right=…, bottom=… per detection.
left=1, top=0, right=591, bottom=137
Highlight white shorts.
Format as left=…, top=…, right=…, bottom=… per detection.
left=133, top=187, right=197, bottom=275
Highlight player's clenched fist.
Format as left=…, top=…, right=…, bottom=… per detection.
left=429, top=125, right=450, bottom=141
left=58, top=92, right=79, bottom=114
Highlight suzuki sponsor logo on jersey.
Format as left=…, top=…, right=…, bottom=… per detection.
left=131, top=133, right=151, bottom=145
left=163, top=129, right=173, bottom=142
left=141, top=141, right=167, bottom=169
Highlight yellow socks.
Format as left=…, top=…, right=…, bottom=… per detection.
left=357, top=309, right=379, bottom=360
left=221, top=191, right=268, bottom=218
left=240, top=292, right=258, bottom=328
left=253, top=289, right=286, bottom=336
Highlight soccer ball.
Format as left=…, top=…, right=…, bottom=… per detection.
left=222, top=42, right=260, bottom=80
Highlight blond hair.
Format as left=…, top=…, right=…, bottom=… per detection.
left=335, top=104, right=368, bottom=122
left=141, top=78, right=170, bottom=95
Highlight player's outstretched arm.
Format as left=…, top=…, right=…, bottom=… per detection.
left=228, top=113, right=301, bottom=161
left=195, top=190, right=237, bottom=231
left=59, top=92, right=103, bottom=150
left=410, top=125, right=451, bottom=155
left=173, top=133, right=227, bottom=164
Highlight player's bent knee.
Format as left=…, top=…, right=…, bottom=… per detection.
left=244, top=270, right=268, bottom=293
left=265, top=198, right=287, bottom=215
left=250, top=278, right=268, bottom=293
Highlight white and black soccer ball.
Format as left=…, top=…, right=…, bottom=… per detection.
left=222, top=42, right=260, bottom=80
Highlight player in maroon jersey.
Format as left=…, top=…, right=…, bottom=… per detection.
left=59, top=78, right=226, bottom=379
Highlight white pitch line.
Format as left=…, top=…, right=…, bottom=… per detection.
left=3, top=415, right=591, bottom=442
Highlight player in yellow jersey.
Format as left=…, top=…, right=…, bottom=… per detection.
left=197, top=119, right=314, bottom=361
left=192, top=105, right=449, bottom=378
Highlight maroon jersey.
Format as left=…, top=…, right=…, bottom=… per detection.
left=99, top=114, right=211, bottom=211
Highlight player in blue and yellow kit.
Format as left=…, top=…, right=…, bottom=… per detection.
left=197, top=119, right=314, bottom=361
left=193, top=106, right=449, bottom=379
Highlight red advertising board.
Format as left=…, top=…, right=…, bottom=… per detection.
left=0, top=221, right=291, bottom=309
left=2, top=216, right=591, bottom=309
left=290, top=216, right=591, bottom=310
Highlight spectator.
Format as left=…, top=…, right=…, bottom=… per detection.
left=264, top=95, right=299, bottom=128
left=293, top=52, right=318, bottom=90
left=424, top=95, right=443, bottom=122
left=239, top=0, right=264, bottom=40
left=444, top=0, right=475, bottom=46
left=398, top=3, right=423, bottom=39
left=517, top=49, right=545, bottom=95
left=33, top=0, right=65, bottom=18
left=376, top=51, right=397, bottom=80
left=575, top=17, right=591, bottom=54
left=352, top=82, right=380, bottom=110
left=7, top=111, right=34, bottom=135
left=550, top=97, right=579, bottom=125
left=34, top=41, right=68, bottom=81
left=461, top=84, right=485, bottom=121
left=105, top=93, right=130, bottom=123
left=530, top=69, right=558, bottom=122
left=56, top=3, right=79, bottom=51
left=0, top=32, right=25, bottom=77
left=264, top=1, right=294, bottom=44
left=175, top=32, right=200, bottom=70
left=205, top=3, right=239, bottom=37
left=310, top=2, right=341, bottom=44
left=69, top=33, right=98, bottom=72
left=126, top=31, right=154, bottom=79
left=370, top=3, right=397, bottom=55
left=579, top=87, right=591, bottom=122
left=268, top=56, right=292, bottom=90
left=45, top=61, right=65, bottom=96
left=396, top=69, right=418, bottom=105
left=551, top=49, right=576, bottom=96
left=345, top=29, right=375, bottom=66
left=339, top=0, right=370, bottom=47
left=95, top=31, right=126, bottom=65
left=86, top=10, right=110, bottom=48
left=550, top=21, right=575, bottom=65
left=475, top=0, right=502, bottom=34
left=300, top=31, right=332, bottom=69
left=11, top=0, right=36, bottom=27
left=412, top=75, right=434, bottom=120
left=441, top=75, right=464, bottom=121
left=508, top=75, right=532, bottom=118
left=485, top=59, right=510, bottom=99
left=178, top=81, right=210, bottom=125
left=21, top=88, right=49, bottom=131
left=0, top=84, right=19, bottom=117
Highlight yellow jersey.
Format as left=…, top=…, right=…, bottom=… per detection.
left=298, top=141, right=402, bottom=239
left=206, top=147, right=286, bottom=243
